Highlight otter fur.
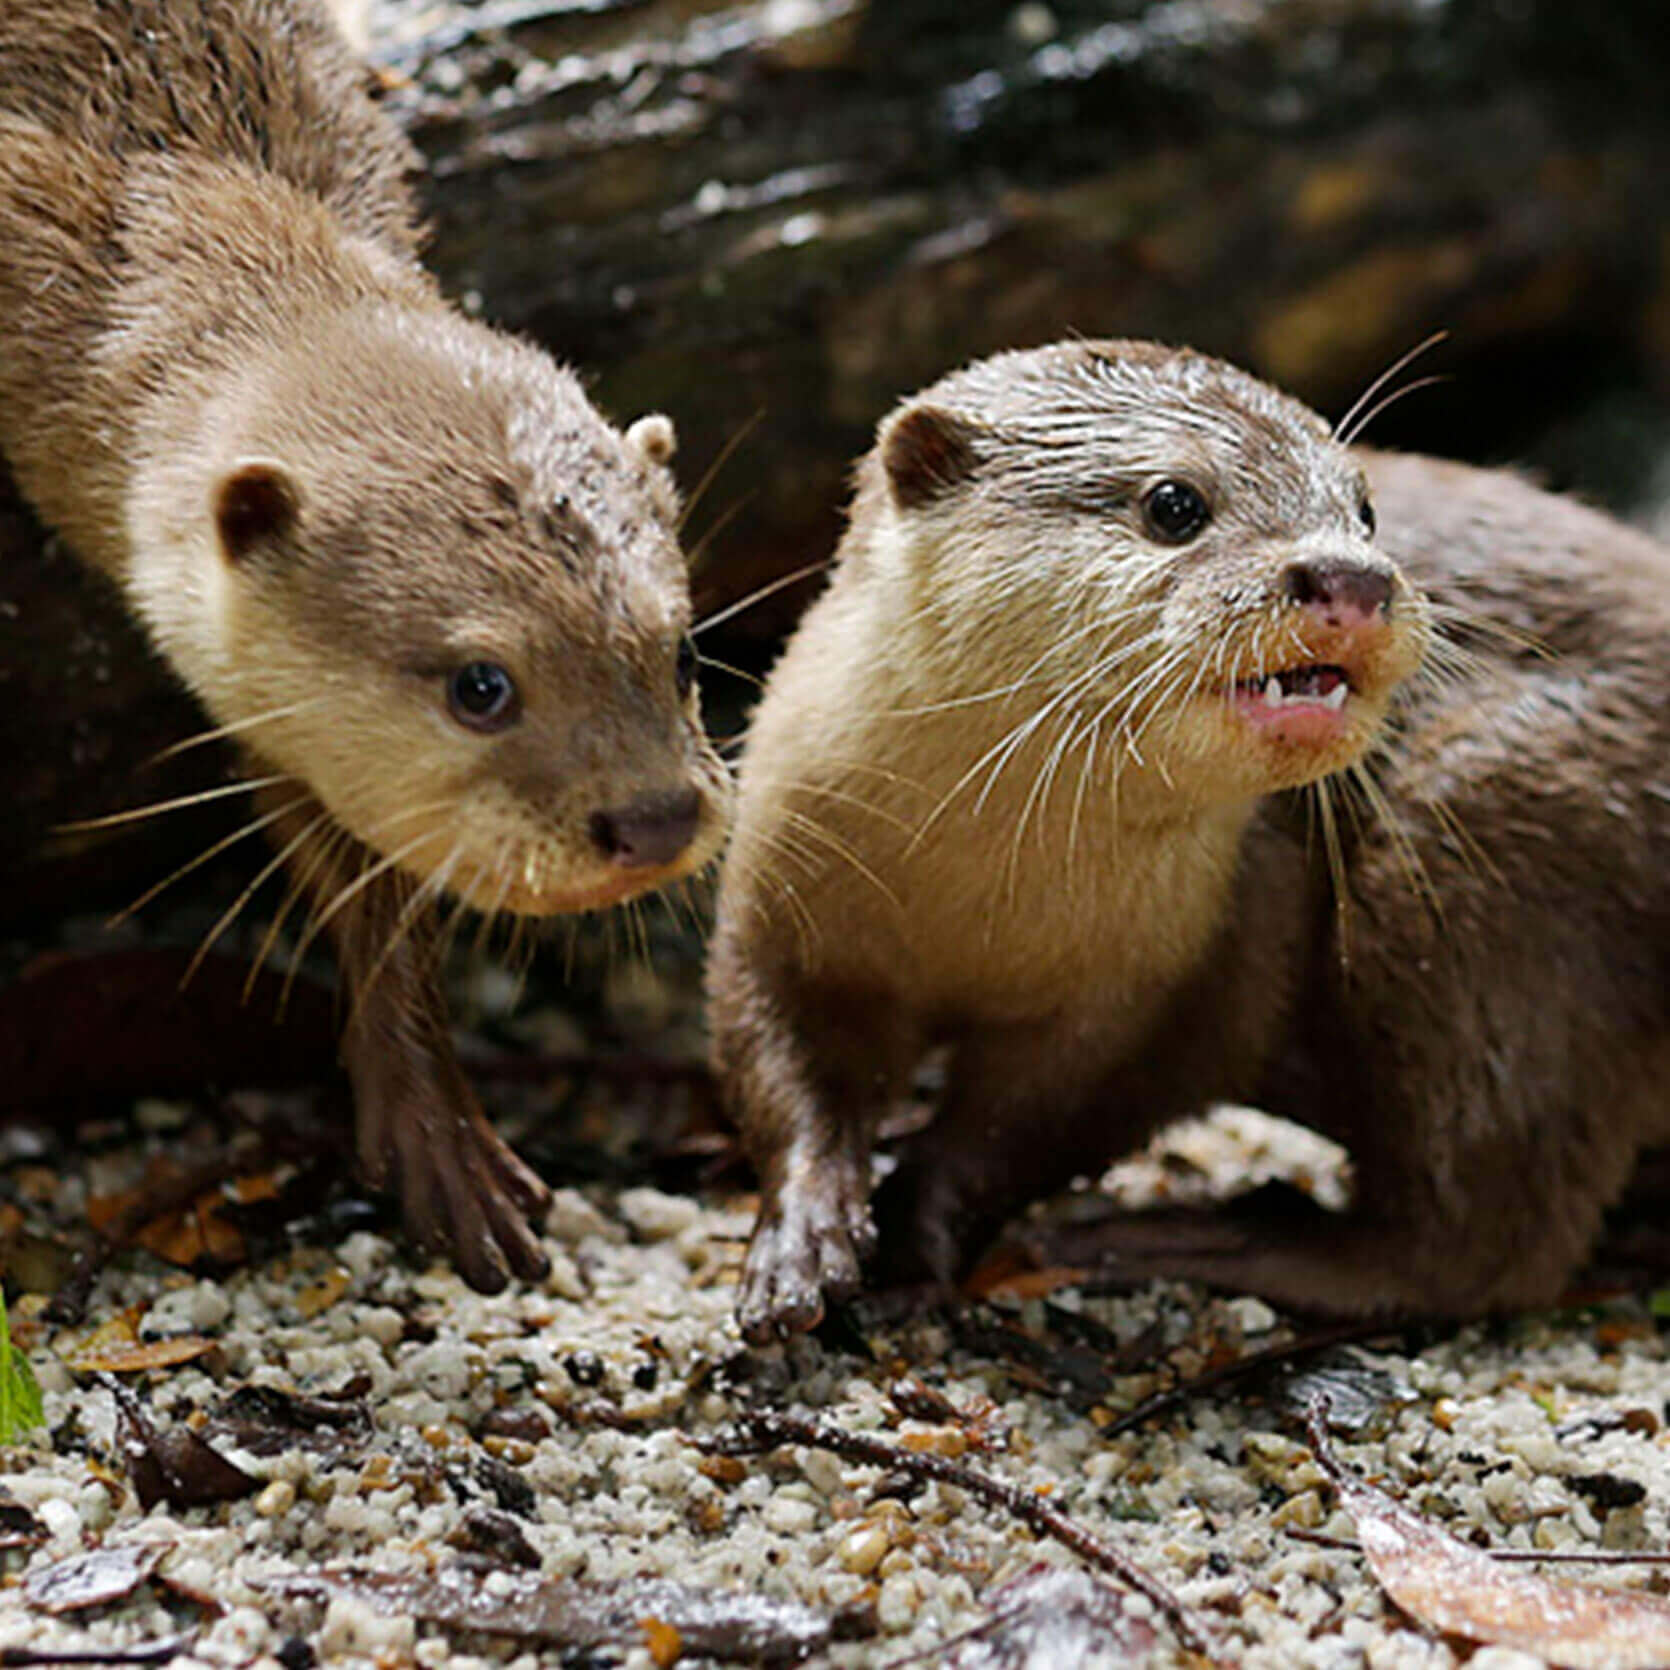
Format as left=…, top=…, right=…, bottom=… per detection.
left=709, top=339, right=1670, bottom=1340
left=0, top=0, right=731, bottom=1291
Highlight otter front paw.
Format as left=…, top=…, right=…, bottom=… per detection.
left=737, top=1172, right=875, bottom=1344
left=354, top=1058, right=552, bottom=1294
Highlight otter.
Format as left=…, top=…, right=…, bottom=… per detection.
left=0, top=0, right=731, bottom=1292
left=709, top=338, right=1670, bottom=1341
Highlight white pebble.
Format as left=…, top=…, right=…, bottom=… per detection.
left=317, top=1594, right=416, bottom=1656
left=763, top=1495, right=819, bottom=1535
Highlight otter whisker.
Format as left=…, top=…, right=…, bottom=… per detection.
left=693, top=558, right=830, bottom=638
left=109, top=791, right=313, bottom=927
left=686, top=491, right=759, bottom=577
left=781, top=807, right=902, bottom=912
left=56, top=772, right=295, bottom=833
left=1338, top=374, right=1452, bottom=449
left=287, top=827, right=457, bottom=979
left=680, top=410, right=763, bottom=538
left=1312, top=773, right=1352, bottom=970
left=145, top=696, right=332, bottom=765
left=1333, top=330, right=1450, bottom=444
left=183, top=802, right=337, bottom=992
left=695, top=651, right=763, bottom=689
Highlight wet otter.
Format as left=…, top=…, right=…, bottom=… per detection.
left=710, top=338, right=1670, bottom=1340
left=0, top=0, right=731, bottom=1290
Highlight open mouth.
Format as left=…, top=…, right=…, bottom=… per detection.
left=1232, top=664, right=1351, bottom=713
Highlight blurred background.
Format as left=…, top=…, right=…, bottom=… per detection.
left=384, top=0, right=1670, bottom=646
left=9, top=0, right=1670, bottom=926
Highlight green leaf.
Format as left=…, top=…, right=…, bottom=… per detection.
left=0, top=1289, right=45, bottom=1442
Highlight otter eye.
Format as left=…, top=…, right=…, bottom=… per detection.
left=1359, top=497, right=1377, bottom=536
left=1142, top=479, right=1211, bottom=544
left=675, top=634, right=699, bottom=700
left=447, top=661, right=519, bottom=732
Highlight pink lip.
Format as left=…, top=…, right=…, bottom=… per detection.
left=1225, top=664, right=1353, bottom=744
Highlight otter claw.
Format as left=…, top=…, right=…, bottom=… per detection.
left=737, top=1176, right=871, bottom=1343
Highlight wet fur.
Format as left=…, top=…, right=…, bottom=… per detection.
left=710, top=340, right=1670, bottom=1337
left=0, top=0, right=730, bottom=1290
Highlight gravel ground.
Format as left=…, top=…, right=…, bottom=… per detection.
left=6, top=1098, right=1670, bottom=1670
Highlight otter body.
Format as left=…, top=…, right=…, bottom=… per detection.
left=1, top=0, right=730, bottom=1290
left=710, top=340, right=1670, bottom=1339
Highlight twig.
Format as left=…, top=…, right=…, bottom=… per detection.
left=702, top=1411, right=1212, bottom=1657
left=0, top=1638, right=195, bottom=1667
left=1100, top=1320, right=1396, bottom=1438
left=1287, top=1527, right=1670, bottom=1566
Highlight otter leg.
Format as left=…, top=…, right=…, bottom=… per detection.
left=711, top=951, right=919, bottom=1342
left=873, top=1017, right=1167, bottom=1290
left=260, top=788, right=551, bottom=1293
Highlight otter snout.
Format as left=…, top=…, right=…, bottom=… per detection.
left=1281, top=556, right=1394, bottom=628
left=590, top=787, right=704, bottom=869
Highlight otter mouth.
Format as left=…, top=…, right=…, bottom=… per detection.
left=1233, top=664, right=1351, bottom=713
left=1225, top=663, right=1358, bottom=743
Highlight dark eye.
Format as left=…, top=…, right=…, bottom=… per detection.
left=447, top=661, right=519, bottom=731
left=1141, top=479, right=1211, bottom=544
left=675, top=634, right=698, bottom=700
left=1359, top=497, right=1377, bottom=536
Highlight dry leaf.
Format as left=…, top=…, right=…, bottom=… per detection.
left=1306, top=1399, right=1670, bottom=1669
left=264, top=1563, right=831, bottom=1663
left=63, top=1336, right=218, bottom=1375
left=24, top=1542, right=169, bottom=1614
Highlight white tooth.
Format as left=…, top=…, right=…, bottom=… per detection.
left=1263, top=675, right=1284, bottom=707
left=1323, top=683, right=1348, bottom=711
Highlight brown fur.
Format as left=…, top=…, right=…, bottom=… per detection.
left=1, top=0, right=731, bottom=1291
left=709, top=339, right=1670, bottom=1340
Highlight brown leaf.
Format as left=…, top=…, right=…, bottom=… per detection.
left=104, top=1375, right=259, bottom=1511
left=263, top=1563, right=832, bottom=1664
left=202, top=1382, right=373, bottom=1461
left=24, top=1542, right=169, bottom=1614
left=0, top=1499, right=48, bottom=1551
left=1306, top=1399, right=1670, bottom=1669
left=88, top=1162, right=249, bottom=1268
left=62, top=1336, right=218, bottom=1375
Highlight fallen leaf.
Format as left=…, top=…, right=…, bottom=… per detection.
left=24, top=1542, right=169, bottom=1614
left=104, top=1375, right=258, bottom=1510
left=89, top=1161, right=248, bottom=1268
left=935, top=1566, right=1158, bottom=1667
left=0, top=1499, right=47, bottom=1550
left=61, top=1336, right=218, bottom=1375
left=1306, top=1398, right=1670, bottom=1669
left=203, top=1382, right=373, bottom=1461
left=264, top=1562, right=832, bottom=1664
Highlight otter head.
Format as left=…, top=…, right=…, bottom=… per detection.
left=870, top=339, right=1428, bottom=810
left=129, top=303, right=731, bottom=914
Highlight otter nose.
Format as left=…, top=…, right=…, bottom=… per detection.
left=1282, top=557, right=1393, bottom=625
left=589, top=788, right=702, bottom=869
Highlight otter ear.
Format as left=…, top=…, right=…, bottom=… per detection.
left=626, top=413, right=677, bottom=466
left=881, top=404, right=981, bottom=510
left=214, top=460, right=300, bottom=563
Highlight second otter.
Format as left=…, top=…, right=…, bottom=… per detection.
left=711, top=339, right=1670, bottom=1339
left=0, top=0, right=731, bottom=1290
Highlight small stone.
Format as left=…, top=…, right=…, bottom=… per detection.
left=618, top=1188, right=701, bottom=1242
left=838, top=1524, right=890, bottom=1575
left=256, top=1480, right=296, bottom=1518
left=877, top=1573, right=919, bottom=1632
left=764, top=1494, right=819, bottom=1534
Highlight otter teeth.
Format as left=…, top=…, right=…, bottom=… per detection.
left=1253, top=667, right=1350, bottom=710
